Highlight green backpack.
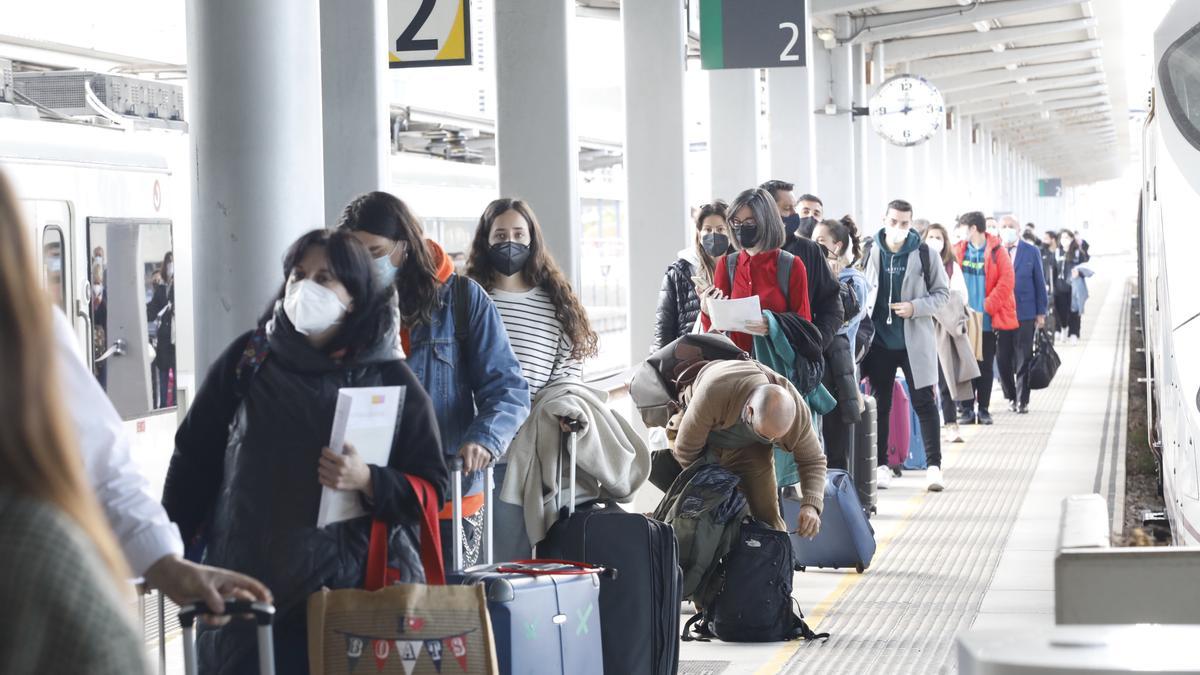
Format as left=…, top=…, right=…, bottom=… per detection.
left=652, top=460, right=750, bottom=603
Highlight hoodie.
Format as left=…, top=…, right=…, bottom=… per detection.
left=871, top=228, right=922, bottom=350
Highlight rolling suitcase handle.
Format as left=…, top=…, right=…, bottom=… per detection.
left=450, top=458, right=495, bottom=571
left=179, top=600, right=276, bottom=675
left=556, top=418, right=585, bottom=517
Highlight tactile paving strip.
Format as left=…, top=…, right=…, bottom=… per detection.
left=678, top=660, right=731, bottom=675
left=783, top=276, right=1124, bottom=674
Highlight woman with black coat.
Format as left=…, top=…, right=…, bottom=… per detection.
left=163, top=229, right=447, bottom=675
left=652, top=201, right=732, bottom=350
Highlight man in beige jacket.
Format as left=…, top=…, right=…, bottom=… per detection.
left=672, top=360, right=826, bottom=535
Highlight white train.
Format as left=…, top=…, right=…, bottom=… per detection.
left=1139, top=1, right=1200, bottom=546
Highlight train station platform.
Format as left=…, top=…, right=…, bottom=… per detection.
left=673, top=254, right=1135, bottom=674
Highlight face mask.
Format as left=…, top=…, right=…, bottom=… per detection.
left=925, top=237, right=945, bottom=254
left=166, top=263, right=174, bottom=278
left=797, top=216, right=818, bottom=239
left=1000, top=229, right=1018, bottom=246
left=701, top=232, right=730, bottom=258
left=93, top=284, right=104, bottom=297
left=951, top=229, right=967, bottom=244
left=1060, top=237, right=1073, bottom=248
left=885, top=225, right=908, bottom=246
left=741, top=410, right=775, bottom=445
left=373, top=251, right=399, bottom=286
left=734, top=225, right=760, bottom=249
left=782, top=213, right=802, bottom=238
left=488, top=242, right=531, bottom=277
left=283, top=279, right=346, bottom=336
left=93, top=256, right=104, bottom=267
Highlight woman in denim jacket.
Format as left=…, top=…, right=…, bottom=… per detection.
left=340, top=191, right=531, bottom=569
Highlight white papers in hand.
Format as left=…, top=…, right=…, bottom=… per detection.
left=317, top=386, right=406, bottom=528
left=708, top=296, right=763, bottom=332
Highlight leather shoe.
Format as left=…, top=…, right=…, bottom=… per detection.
left=977, top=411, right=994, bottom=425
left=1017, top=404, right=1029, bottom=414
left=957, top=410, right=976, bottom=425
left=1008, top=400, right=1018, bottom=412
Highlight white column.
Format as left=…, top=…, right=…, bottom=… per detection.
left=853, top=44, right=872, bottom=222
left=623, top=0, right=689, bottom=358
left=709, top=68, right=761, bottom=202
left=495, top=0, right=580, bottom=283
left=186, top=0, right=326, bottom=374
left=320, top=0, right=389, bottom=226
left=865, top=44, right=888, bottom=219
left=815, top=43, right=857, bottom=218
left=767, top=0, right=817, bottom=193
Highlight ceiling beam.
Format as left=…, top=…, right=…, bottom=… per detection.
left=936, top=57, right=1103, bottom=92
left=945, top=72, right=1106, bottom=105
left=845, top=0, right=1082, bottom=45
left=911, top=39, right=1102, bottom=79
left=883, top=18, right=1097, bottom=62
left=973, top=95, right=1111, bottom=122
left=956, top=84, right=1109, bottom=115
left=812, top=0, right=889, bottom=16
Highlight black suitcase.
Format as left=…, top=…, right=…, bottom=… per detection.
left=536, top=428, right=682, bottom=675
left=851, top=394, right=878, bottom=517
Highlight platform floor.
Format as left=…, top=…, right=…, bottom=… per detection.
left=673, top=254, right=1134, bottom=674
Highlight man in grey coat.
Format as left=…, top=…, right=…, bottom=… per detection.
left=862, top=200, right=951, bottom=492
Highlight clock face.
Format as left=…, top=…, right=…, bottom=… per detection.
left=869, top=74, right=946, bottom=147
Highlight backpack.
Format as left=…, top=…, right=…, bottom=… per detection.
left=838, top=279, right=861, bottom=327
left=724, top=249, right=796, bottom=307
left=682, top=519, right=829, bottom=643
left=629, top=332, right=749, bottom=428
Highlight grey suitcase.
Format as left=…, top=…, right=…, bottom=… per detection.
left=179, top=600, right=276, bottom=675
left=851, top=394, right=878, bottom=516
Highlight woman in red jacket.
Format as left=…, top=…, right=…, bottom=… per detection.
left=701, top=187, right=811, bottom=354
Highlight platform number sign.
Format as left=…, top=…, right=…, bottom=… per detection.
left=388, top=0, right=471, bottom=69
left=1038, top=178, right=1063, bottom=197
left=700, top=0, right=807, bottom=70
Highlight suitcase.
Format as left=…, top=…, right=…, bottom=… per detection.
left=450, top=459, right=605, bottom=675
left=784, top=470, right=876, bottom=573
left=900, top=378, right=928, bottom=470
left=536, top=428, right=682, bottom=675
left=180, top=600, right=276, bottom=675
left=887, top=378, right=911, bottom=468
left=850, top=394, right=878, bottom=516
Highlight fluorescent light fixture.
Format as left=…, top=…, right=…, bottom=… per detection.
left=817, top=27, right=835, bottom=42
left=825, top=102, right=838, bottom=115
left=992, top=43, right=1007, bottom=53
left=973, top=21, right=991, bottom=32
left=1016, top=77, right=1029, bottom=84
left=957, top=0, right=973, bottom=5
left=1006, top=63, right=1019, bottom=70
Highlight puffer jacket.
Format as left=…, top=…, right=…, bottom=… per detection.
left=653, top=250, right=701, bottom=351
left=954, top=234, right=1018, bottom=331
left=163, top=309, right=447, bottom=675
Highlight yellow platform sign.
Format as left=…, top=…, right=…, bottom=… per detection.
left=388, top=0, right=471, bottom=69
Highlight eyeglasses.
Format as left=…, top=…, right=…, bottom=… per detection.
left=729, top=218, right=757, bottom=229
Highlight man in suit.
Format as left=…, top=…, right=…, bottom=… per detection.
left=996, top=215, right=1047, bottom=413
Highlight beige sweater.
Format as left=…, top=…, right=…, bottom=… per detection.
left=673, top=360, right=827, bottom=514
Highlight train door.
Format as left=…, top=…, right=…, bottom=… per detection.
left=86, top=217, right=175, bottom=420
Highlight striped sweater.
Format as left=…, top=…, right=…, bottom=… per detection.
left=489, top=286, right=581, bottom=398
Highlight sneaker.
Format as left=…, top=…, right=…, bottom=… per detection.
left=926, top=465, right=945, bottom=492
left=957, top=410, right=977, bottom=425
left=876, top=465, right=892, bottom=490
left=1008, top=400, right=1018, bottom=412
left=945, top=423, right=964, bottom=443
left=1069, top=335, right=1079, bottom=345
left=977, top=410, right=994, bottom=425
left=1017, top=403, right=1029, bottom=414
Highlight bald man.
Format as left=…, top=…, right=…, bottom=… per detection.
left=673, top=360, right=826, bottom=535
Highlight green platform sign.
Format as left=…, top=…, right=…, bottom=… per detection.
left=1038, top=178, right=1063, bottom=197
left=700, top=0, right=807, bottom=70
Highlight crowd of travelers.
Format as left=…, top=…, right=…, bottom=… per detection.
left=0, top=158, right=1098, bottom=671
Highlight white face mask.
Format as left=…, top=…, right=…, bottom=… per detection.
left=166, top=263, right=174, bottom=277
left=925, top=237, right=945, bottom=254
left=885, top=225, right=908, bottom=246
left=1060, top=237, right=1073, bottom=249
left=1000, top=229, right=1019, bottom=246
left=283, top=279, right=346, bottom=336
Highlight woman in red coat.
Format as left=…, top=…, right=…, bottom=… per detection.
left=701, top=187, right=811, bottom=354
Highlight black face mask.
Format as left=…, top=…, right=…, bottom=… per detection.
left=782, top=213, right=802, bottom=238
left=797, top=216, right=818, bottom=239
left=734, top=225, right=761, bottom=249
left=701, top=232, right=730, bottom=258
left=488, top=242, right=531, bottom=277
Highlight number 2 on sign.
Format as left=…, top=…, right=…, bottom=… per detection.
left=396, top=0, right=439, bottom=52
left=779, top=22, right=801, bottom=62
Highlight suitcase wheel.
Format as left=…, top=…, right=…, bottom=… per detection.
left=855, top=564, right=865, bottom=574
left=798, top=566, right=807, bottom=572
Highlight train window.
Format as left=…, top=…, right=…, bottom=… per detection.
left=1160, top=23, right=1200, bottom=151
left=87, top=217, right=175, bottom=420
left=41, top=226, right=66, bottom=311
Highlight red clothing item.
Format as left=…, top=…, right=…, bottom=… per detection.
left=703, top=249, right=811, bottom=352
left=953, top=234, right=1018, bottom=331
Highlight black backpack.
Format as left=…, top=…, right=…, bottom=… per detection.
left=683, top=520, right=829, bottom=643
left=838, top=279, right=861, bottom=328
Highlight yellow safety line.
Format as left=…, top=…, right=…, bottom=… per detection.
left=753, top=428, right=976, bottom=675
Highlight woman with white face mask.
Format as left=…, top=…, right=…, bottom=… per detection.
left=1052, top=228, right=1093, bottom=343
left=923, top=224, right=977, bottom=445
left=163, top=229, right=447, bottom=675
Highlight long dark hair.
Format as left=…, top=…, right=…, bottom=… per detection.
left=0, top=171, right=130, bottom=587
left=338, top=191, right=440, bottom=327
left=819, top=215, right=862, bottom=265
left=261, top=229, right=397, bottom=357
left=693, top=200, right=729, bottom=282
left=466, top=199, right=599, bottom=361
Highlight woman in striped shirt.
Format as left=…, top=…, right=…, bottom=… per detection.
left=467, top=198, right=599, bottom=559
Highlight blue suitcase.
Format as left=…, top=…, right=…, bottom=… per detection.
left=900, top=378, right=928, bottom=470
left=783, top=470, right=876, bottom=573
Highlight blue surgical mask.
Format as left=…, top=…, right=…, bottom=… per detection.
left=373, top=246, right=399, bottom=286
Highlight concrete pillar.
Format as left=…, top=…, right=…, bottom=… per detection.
left=623, top=0, right=688, bottom=358
left=864, top=44, right=888, bottom=221
left=709, top=68, right=761, bottom=202
left=815, top=43, right=857, bottom=219
left=495, top=0, right=580, bottom=283
left=767, top=0, right=817, bottom=194
left=320, top=0, right=389, bottom=226
left=853, top=44, right=872, bottom=223
left=186, top=0, right=326, bottom=374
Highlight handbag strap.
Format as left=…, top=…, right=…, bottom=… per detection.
left=365, top=475, right=446, bottom=591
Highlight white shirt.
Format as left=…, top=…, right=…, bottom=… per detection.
left=52, top=309, right=183, bottom=575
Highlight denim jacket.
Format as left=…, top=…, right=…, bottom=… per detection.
left=405, top=275, right=531, bottom=495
